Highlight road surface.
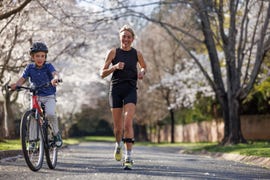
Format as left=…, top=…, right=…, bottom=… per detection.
left=1, top=142, right=270, bottom=179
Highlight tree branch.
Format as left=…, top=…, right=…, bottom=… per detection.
left=0, top=0, right=32, bottom=20
left=240, top=2, right=270, bottom=100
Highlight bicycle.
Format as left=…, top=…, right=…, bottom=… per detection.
left=8, top=80, right=61, bottom=171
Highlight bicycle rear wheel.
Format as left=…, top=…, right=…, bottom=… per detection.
left=44, top=122, right=58, bottom=169
left=20, top=110, right=44, bottom=171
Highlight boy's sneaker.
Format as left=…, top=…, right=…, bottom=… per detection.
left=123, top=158, right=134, bottom=170
left=28, top=142, right=36, bottom=151
left=114, top=142, right=123, bottom=161
left=54, top=132, right=63, bottom=147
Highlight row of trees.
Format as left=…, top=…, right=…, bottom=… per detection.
left=137, top=0, right=270, bottom=144
left=0, top=0, right=114, bottom=137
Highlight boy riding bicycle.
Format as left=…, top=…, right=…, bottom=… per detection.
left=10, top=41, right=62, bottom=148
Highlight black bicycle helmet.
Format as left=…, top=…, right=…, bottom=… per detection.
left=30, top=42, right=48, bottom=54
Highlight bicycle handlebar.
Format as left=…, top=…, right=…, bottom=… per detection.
left=7, top=79, right=62, bottom=92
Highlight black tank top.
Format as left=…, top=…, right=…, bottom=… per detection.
left=111, top=47, right=138, bottom=86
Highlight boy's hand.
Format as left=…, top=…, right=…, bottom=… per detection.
left=10, top=83, right=18, bottom=90
left=51, top=79, right=59, bottom=86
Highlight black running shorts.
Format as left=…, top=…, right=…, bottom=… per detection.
left=109, top=82, right=137, bottom=108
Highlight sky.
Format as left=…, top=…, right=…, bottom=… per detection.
left=76, top=0, right=158, bottom=14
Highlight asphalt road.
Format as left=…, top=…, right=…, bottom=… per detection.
left=0, top=142, right=270, bottom=180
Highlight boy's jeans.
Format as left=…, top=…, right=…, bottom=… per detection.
left=29, top=95, right=59, bottom=141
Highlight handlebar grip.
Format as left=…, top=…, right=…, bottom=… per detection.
left=5, top=85, right=12, bottom=91
left=5, top=85, right=21, bottom=91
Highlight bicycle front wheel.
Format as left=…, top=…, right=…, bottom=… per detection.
left=44, top=122, right=58, bottom=169
left=20, top=110, right=44, bottom=171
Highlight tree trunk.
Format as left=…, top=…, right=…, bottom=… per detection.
left=169, top=108, right=175, bottom=143
left=3, top=99, right=9, bottom=138
left=220, top=94, right=247, bottom=145
left=3, top=91, right=15, bottom=138
left=227, top=97, right=247, bottom=144
left=220, top=96, right=230, bottom=145
left=0, top=101, right=4, bottom=139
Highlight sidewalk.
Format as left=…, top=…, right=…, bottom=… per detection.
left=182, top=149, right=270, bottom=169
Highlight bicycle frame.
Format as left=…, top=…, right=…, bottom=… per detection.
left=32, top=94, right=43, bottom=115
left=30, top=92, right=46, bottom=128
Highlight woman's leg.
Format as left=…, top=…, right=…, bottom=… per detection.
left=123, top=103, right=136, bottom=159
left=112, top=108, right=124, bottom=161
left=111, top=108, right=123, bottom=143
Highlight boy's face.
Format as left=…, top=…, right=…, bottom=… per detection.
left=31, top=52, right=46, bottom=68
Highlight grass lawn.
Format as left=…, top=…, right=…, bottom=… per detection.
left=0, top=136, right=115, bottom=151
left=0, top=139, right=21, bottom=150
left=142, top=141, right=270, bottom=158
left=191, top=141, right=270, bottom=157
left=64, top=136, right=115, bottom=145
left=1, top=137, right=270, bottom=158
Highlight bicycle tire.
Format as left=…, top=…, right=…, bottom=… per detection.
left=20, top=110, right=44, bottom=171
left=44, top=121, right=58, bottom=169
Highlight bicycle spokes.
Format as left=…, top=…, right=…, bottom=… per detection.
left=21, top=110, right=44, bottom=171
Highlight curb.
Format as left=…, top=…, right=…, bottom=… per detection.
left=181, top=150, right=270, bottom=169
left=0, top=145, right=68, bottom=160
left=220, top=153, right=270, bottom=169
left=0, top=150, right=22, bottom=160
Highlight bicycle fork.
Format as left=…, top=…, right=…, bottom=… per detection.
left=33, top=106, right=54, bottom=149
left=33, top=109, right=48, bottom=149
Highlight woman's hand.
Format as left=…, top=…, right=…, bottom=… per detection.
left=138, top=71, right=145, bottom=80
left=115, top=62, right=125, bottom=70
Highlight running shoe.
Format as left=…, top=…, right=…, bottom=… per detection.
left=114, top=142, right=123, bottom=161
left=123, top=158, right=134, bottom=170
left=28, top=142, right=36, bottom=151
left=54, top=132, right=63, bottom=147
